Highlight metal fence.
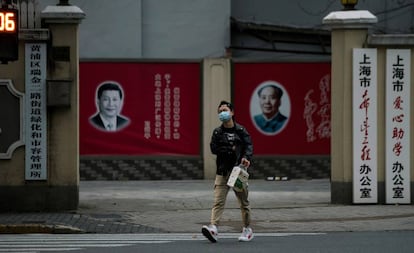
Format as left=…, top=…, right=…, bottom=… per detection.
left=16, top=0, right=41, bottom=29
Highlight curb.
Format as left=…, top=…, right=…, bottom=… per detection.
left=0, top=224, right=84, bottom=234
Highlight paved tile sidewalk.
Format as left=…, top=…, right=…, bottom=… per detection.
left=1, top=179, right=414, bottom=234
left=0, top=212, right=162, bottom=233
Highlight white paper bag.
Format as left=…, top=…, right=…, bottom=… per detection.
left=227, top=165, right=249, bottom=192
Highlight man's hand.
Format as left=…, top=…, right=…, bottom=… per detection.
left=241, top=158, right=250, bottom=169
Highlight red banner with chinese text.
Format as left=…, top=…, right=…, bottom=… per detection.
left=233, top=62, right=331, bottom=155
left=79, top=62, right=201, bottom=155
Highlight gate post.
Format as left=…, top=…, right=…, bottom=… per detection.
left=202, top=58, right=231, bottom=179
left=39, top=3, right=85, bottom=210
left=323, top=10, right=377, bottom=204
left=0, top=2, right=84, bottom=211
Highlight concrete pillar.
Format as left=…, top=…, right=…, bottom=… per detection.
left=39, top=4, right=85, bottom=210
left=40, top=4, right=84, bottom=210
left=202, top=58, right=231, bottom=179
left=0, top=3, right=84, bottom=211
left=366, top=34, right=414, bottom=203
left=323, top=10, right=377, bottom=204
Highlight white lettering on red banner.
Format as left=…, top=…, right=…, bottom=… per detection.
left=147, top=73, right=181, bottom=141
left=303, top=74, right=331, bottom=142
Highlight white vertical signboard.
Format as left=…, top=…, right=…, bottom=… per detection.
left=352, top=48, right=378, bottom=203
left=385, top=49, right=411, bottom=204
left=25, top=43, right=47, bottom=180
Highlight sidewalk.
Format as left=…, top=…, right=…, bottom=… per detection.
left=0, top=179, right=413, bottom=234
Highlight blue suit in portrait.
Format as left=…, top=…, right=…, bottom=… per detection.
left=254, top=112, right=287, bottom=134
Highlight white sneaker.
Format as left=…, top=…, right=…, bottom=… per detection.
left=238, top=227, right=254, bottom=242
left=202, top=224, right=218, bottom=243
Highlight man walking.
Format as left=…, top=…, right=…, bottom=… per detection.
left=202, top=100, right=254, bottom=242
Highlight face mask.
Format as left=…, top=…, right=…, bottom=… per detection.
left=218, top=111, right=232, bottom=122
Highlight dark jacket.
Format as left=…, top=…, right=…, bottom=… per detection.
left=210, top=123, right=253, bottom=175
left=89, top=114, right=129, bottom=131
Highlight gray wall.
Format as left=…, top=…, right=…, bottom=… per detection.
left=38, top=0, right=413, bottom=59
left=40, top=0, right=230, bottom=59
left=231, top=0, right=414, bottom=33
left=142, top=0, right=230, bottom=58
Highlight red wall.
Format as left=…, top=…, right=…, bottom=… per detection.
left=233, top=62, right=331, bottom=155
left=79, top=62, right=201, bottom=155
left=79, top=61, right=331, bottom=156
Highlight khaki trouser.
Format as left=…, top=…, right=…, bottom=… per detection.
left=210, top=175, right=251, bottom=227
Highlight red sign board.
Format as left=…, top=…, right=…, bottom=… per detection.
left=233, top=62, right=331, bottom=155
left=80, top=62, right=201, bottom=155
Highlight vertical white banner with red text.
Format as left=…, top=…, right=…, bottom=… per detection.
left=385, top=49, right=411, bottom=204
left=352, top=48, right=378, bottom=203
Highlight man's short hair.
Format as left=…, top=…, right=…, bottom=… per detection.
left=97, top=81, right=123, bottom=100
left=218, top=100, right=233, bottom=111
left=257, top=84, right=283, bottom=99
